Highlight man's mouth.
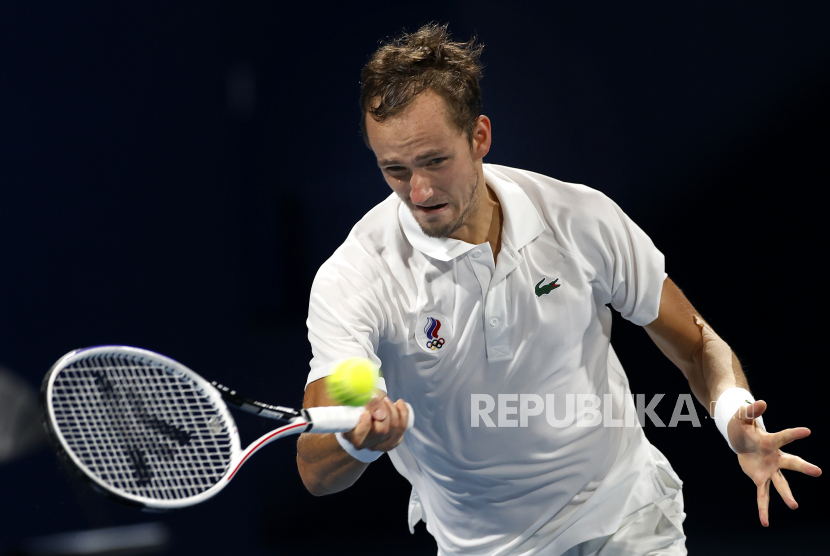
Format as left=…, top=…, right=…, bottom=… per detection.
left=416, top=203, right=447, bottom=213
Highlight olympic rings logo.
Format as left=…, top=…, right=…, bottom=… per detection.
left=419, top=315, right=450, bottom=353
left=426, top=338, right=445, bottom=350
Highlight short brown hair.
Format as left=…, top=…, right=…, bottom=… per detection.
left=359, top=23, right=484, bottom=147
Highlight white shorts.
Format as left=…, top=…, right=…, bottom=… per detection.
left=559, top=488, right=687, bottom=556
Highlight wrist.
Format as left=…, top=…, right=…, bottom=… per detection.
left=335, top=432, right=383, bottom=463
left=713, top=387, right=766, bottom=453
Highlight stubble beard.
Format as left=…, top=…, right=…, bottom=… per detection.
left=417, top=164, right=481, bottom=239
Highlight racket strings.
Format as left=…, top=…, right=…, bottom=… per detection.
left=50, top=353, right=235, bottom=500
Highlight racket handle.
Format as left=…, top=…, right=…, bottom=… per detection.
left=405, top=402, right=415, bottom=430
left=305, top=402, right=415, bottom=433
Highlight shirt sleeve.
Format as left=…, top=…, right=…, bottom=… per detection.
left=569, top=190, right=667, bottom=326
left=305, top=245, right=389, bottom=391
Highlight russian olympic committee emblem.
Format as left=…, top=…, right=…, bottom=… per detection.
left=415, top=313, right=453, bottom=355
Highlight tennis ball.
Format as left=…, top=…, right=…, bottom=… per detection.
left=325, top=357, right=379, bottom=406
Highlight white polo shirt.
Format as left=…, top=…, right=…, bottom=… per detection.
left=306, top=164, right=683, bottom=555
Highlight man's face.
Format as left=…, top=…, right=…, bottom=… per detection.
left=365, top=90, right=490, bottom=239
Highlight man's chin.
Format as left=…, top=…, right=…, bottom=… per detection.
left=417, top=219, right=460, bottom=239
left=407, top=203, right=463, bottom=238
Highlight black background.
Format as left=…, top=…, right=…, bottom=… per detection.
left=1, top=2, right=827, bottom=554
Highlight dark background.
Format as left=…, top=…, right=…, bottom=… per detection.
left=1, top=1, right=827, bottom=554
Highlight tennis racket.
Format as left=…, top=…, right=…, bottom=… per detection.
left=41, top=345, right=413, bottom=511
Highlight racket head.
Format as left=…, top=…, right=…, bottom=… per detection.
left=42, top=346, right=242, bottom=510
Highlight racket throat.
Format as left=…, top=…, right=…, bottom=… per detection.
left=228, top=420, right=311, bottom=481
left=212, top=381, right=303, bottom=422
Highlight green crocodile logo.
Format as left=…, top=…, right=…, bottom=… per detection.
left=535, top=277, right=561, bottom=297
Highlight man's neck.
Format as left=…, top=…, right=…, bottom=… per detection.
left=448, top=183, right=502, bottom=262
left=486, top=188, right=503, bottom=263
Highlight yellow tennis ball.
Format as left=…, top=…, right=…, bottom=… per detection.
left=325, top=358, right=379, bottom=406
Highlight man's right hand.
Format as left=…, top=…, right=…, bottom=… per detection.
left=296, top=379, right=410, bottom=496
left=342, top=393, right=410, bottom=452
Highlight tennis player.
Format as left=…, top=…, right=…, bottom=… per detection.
left=296, top=23, right=821, bottom=555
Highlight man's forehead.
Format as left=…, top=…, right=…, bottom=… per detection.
left=367, top=92, right=463, bottom=161
left=370, top=88, right=448, bottom=118
left=371, top=121, right=453, bottom=165
left=369, top=99, right=449, bottom=134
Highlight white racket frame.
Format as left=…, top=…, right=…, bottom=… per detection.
left=43, top=346, right=406, bottom=510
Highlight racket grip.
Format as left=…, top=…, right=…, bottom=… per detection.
left=404, top=402, right=415, bottom=430
left=305, top=402, right=415, bottom=433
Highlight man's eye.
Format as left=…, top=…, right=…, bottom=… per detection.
left=429, top=158, right=446, bottom=165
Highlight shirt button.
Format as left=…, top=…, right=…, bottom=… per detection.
left=489, top=317, right=499, bottom=327
left=471, top=250, right=482, bottom=258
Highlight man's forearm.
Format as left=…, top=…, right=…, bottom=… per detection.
left=296, top=432, right=369, bottom=496
left=689, top=317, right=750, bottom=417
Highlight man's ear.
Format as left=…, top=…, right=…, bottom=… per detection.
left=471, top=115, right=491, bottom=160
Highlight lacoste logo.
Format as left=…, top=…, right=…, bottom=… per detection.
left=535, top=277, right=561, bottom=297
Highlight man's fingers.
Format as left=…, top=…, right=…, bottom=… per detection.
left=395, top=399, right=410, bottom=430
left=354, top=409, right=372, bottom=436
left=374, top=397, right=402, bottom=433
left=344, top=409, right=373, bottom=449
left=371, top=403, right=391, bottom=437
left=757, top=479, right=770, bottom=527
left=779, top=452, right=823, bottom=477
left=387, top=400, right=410, bottom=449
left=368, top=395, right=389, bottom=421
left=384, top=397, right=401, bottom=430
left=774, top=427, right=811, bottom=448
left=368, top=398, right=408, bottom=451
left=770, top=470, right=798, bottom=510
left=738, top=400, right=767, bottom=423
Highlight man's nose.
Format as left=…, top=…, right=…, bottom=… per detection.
left=409, top=171, right=432, bottom=205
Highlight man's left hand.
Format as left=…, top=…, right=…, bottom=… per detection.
left=729, top=400, right=822, bottom=526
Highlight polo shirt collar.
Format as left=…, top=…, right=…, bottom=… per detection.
left=398, top=164, right=545, bottom=261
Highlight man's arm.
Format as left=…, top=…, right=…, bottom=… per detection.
left=642, top=276, right=748, bottom=413
left=643, top=276, right=821, bottom=526
left=296, top=378, right=409, bottom=496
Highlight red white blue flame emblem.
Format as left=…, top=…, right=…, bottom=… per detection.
left=415, top=314, right=452, bottom=354
left=424, top=317, right=445, bottom=350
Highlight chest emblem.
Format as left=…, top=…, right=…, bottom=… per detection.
left=535, top=277, right=561, bottom=297
left=415, top=314, right=453, bottom=354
